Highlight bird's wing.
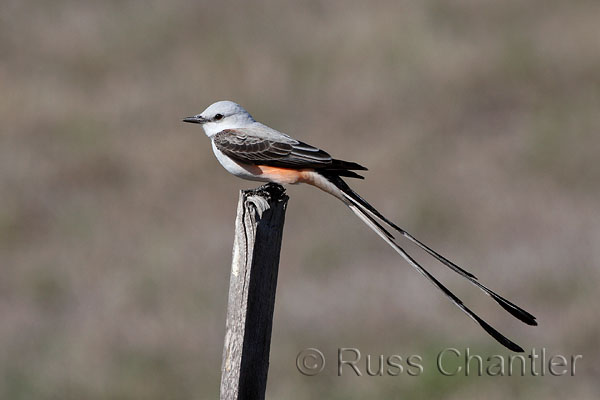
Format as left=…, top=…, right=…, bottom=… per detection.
left=213, top=128, right=334, bottom=169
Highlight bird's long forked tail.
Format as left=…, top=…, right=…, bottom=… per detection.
left=323, top=174, right=537, bottom=352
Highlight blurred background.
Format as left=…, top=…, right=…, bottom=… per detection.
left=1, top=0, right=599, bottom=398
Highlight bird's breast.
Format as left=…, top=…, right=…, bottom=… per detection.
left=211, top=142, right=269, bottom=182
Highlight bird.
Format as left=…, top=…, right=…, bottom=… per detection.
left=183, top=100, right=537, bottom=352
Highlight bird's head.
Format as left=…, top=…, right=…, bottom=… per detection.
left=183, top=100, right=255, bottom=137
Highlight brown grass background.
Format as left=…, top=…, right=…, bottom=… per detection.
left=1, top=0, right=599, bottom=398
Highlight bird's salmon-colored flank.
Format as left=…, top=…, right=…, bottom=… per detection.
left=255, top=165, right=316, bottom=185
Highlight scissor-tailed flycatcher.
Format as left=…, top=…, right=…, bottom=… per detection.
left=183, top=100, right=536, bottom=352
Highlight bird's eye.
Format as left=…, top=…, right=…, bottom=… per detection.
left=214, top=114, right=224, bottom=121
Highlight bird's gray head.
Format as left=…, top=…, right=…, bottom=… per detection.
left=183, top=100, right=255, bottom=137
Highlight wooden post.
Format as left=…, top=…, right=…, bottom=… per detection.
left=220, top=183, right=289, bottom=400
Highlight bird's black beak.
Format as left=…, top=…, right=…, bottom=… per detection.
left=182, top=115, right=207, bottom=124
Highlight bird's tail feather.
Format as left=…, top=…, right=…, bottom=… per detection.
left=318, top=173, right=537, bottom=351
left=326, top=175, right=537, bottom=326
left=347, top=202, right=525, bottom=352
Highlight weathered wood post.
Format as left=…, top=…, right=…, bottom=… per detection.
left=220, top=183, right=289, bottom=400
